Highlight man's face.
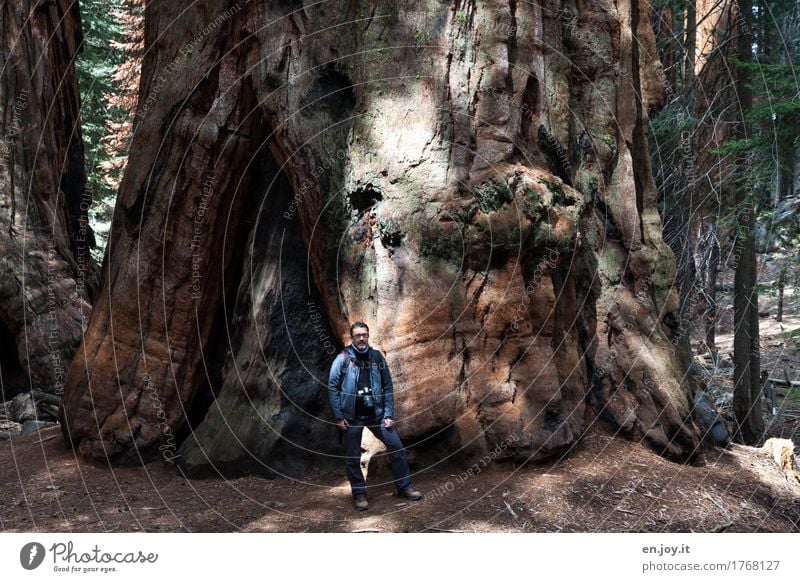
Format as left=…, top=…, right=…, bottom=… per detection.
left=351, top=327, right=369, bottom=349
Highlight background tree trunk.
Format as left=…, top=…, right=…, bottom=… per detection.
left=732, top=0, right=764, bottom=444
left=0, top=0, right=94, bottom=404
left=697, top=215, right=720, bottom=362
left=61, top=0, right=700, bottom=472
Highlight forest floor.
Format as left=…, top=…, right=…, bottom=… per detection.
left=1, top=422, right=798, bottom=533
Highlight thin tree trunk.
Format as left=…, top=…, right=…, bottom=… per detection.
left=776, top=115, right=796, bottom=204
left=685, top=0, right=697, bottom=92
left=732, top=0, right=764, bottom=445
left=697, top=216, right=720, bottom=363
left=662, top=0, right=698, bottom=360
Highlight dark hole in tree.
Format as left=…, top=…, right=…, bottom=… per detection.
left=381, top=231, right=402, bottom=248
left=380, top=220, right=402, bottom=248
left=543, top=403, right=565, bottom=432
left=0, top=319, right=28, bottom=401
left=348, top=184, right=383, bottom=214
left=488, top=247, right=510, bottom=269
left=592, top=191, right=623, bottom=243
left=520, top=73, right=539, bottom=137
left=301, top=66, right=355, bottom=119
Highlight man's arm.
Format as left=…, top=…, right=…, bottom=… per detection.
left=379, top=351, right=394, bottom=419
left=328, top=353, right=346, bottom=420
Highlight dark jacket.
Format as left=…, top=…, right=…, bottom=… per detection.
left=328, top=345, right=395, bottom=421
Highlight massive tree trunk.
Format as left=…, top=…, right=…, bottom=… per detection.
left=0, top=0, right=94, bottom=404
left=61, top=0, right=700, bottom=474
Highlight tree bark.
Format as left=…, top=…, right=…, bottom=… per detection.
left=0, top=0, right=94, bottom=403
left=61, top=0, right=700, bottom=472
left=697, top=215, right=720, bottom=361
left=685, top=0, right=697, bottom=92
left=684, top=0, right=736, bottom=367
left=654, top=1, right=698, bottom=382
left=732, top=0, right=764, bottom=444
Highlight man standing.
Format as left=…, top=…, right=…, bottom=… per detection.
left=328, top=322, right=422, bottom=510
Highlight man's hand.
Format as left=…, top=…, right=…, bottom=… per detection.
left=336, top=418, right=349, bottom=430
left=383, top=417, right=395, bottom=429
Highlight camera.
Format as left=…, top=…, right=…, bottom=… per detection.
left=358, top=386, right=374, bottom=409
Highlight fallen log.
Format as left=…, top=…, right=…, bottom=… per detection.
left=767, top=378, right=800, bottom=387
left=761, top=438, right=800, bottom=485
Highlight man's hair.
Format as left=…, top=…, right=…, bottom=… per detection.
left=349, top=321, right=370, bottom=336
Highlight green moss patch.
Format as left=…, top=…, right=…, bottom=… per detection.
left=474, top=179, right=514, bottom=213
left=539, top=176, right=576, bottom=206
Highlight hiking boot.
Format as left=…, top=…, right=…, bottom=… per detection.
left=397, top=487, right=423, bottom=501
left=354, top=495, right=369, bottom=511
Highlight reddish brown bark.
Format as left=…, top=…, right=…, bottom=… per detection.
left=61, top=0, right=700, bottom=473
left=1, top=0, right=94, bottom=401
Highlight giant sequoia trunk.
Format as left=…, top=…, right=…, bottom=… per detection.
left=61, top=0, right=700, bottom=475
left=0, top=0, right=93, bottom=402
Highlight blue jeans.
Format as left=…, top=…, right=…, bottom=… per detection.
left=343, top=413, right=412, bottom=498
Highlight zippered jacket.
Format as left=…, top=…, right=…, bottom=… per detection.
left=328, top=345, right=395, bottom=421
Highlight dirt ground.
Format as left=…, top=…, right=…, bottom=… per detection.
left=1, top=422, right=798, bottom=533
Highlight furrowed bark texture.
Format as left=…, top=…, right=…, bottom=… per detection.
left=1, top=0, right=93, bottom=402
left=61, top=0, right=699, bottom=474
